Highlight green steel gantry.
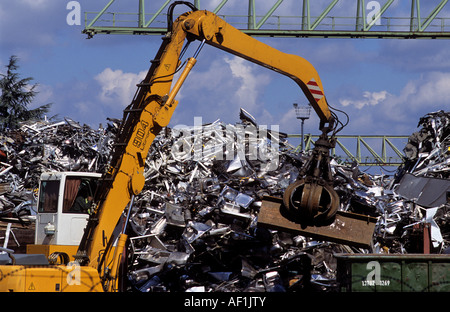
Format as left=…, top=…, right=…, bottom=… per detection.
left=83, top=0, right=450, bottom=38
left=289, top=134, right=409, bottom=166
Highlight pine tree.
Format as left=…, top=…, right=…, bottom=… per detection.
left=0, top=55, right=52, bottom=129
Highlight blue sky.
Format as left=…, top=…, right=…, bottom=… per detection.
left=1, top=0, right=450, bottom=142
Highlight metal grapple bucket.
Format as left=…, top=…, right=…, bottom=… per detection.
left=283, top=177, right=340, bottom=225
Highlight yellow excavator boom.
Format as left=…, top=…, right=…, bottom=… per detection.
left=0, top=6, right=335, bottom=292
left=78, top=8, right=334, bottom=275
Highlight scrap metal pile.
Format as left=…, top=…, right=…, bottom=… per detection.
left=125, top=109, right=450, bottom=292
left=0, top=117, right=116, bottom=219
left=400, top=110, right=450, bottom=179
left=0, top=110, right=449, bottom=292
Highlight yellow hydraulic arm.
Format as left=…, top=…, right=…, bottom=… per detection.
left=78, top=6, right=336, bottom=279
left=180, top=10, right=333, bottom=123
left=76, top=6, right=338, bottom=291
left=0, top=5, right=338, bottom=293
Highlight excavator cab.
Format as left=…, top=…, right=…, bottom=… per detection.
left=27, top=172, right=101, bottom=261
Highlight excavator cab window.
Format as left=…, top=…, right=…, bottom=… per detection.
left=63, top=177, right=97, bottom=214
left=37, top=180, right=59, bottom=213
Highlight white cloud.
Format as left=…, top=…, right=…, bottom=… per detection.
left=94, top=68, right=146, bottom=108
left=224, top=56, right=270, bottom=111
left=340, top=90, right=389, bottom=109
left=403, top=72, right=450, bottom=107
left=32, top=84, right=53, bottom=107
left=172, top=56, right=271, bottom=126
left=336, top=71, right=450, bottom=135
left=378, top=40, right=450, bottom=72
left=20, top=0, right=52, bottom=9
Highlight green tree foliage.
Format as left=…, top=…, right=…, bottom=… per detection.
left=0, top=55, right=52, bottom=129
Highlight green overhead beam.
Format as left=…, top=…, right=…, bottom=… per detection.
left=255, top=0, right=284, bottom=30
left=415, top=0, right=449, bottom=31
left=298, top=134, right=409, bottom=166
left=212, top=0, right=228, bottom=14
left=365, top=0, right=395, bottom=31
left=310, top=0, right=339, bottom=30
left=144, top=0, right=171, bottom=28
left=86, top=0, right=115, bottom=28
left=83, top=0, right=450, bottom=39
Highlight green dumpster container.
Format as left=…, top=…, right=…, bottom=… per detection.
left=335, top=253, right=450, bottom=292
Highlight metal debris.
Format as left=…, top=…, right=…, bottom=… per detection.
left=121, top=110, right=449, bottom=292
left=0, top=117, right=116, bottom=220
left=399, top=110, right=450, bottom=179
left=1, top=110, right=449, bottom=292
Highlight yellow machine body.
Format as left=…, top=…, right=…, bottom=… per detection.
left=26, top=245, right=79, bottom=262
left=0, top=265, right=102, bottom=292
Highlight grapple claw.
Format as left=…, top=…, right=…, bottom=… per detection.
left=283, top=131, right=339, bottom=225
left=283, top=177, right=339, bottom=225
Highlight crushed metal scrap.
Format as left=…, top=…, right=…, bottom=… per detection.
left=0, top=117, right=117, bottom=221
left=125, top=109, right=450, bottom=292
left=399, top=110, right=450, bottom=179
left=1, top=110, right=450, bottom=292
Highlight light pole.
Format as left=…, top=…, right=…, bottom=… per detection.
left=293, top=103, right=311, bottom=151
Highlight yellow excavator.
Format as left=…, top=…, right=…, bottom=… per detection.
left=0, top=3, right=346, bottom=292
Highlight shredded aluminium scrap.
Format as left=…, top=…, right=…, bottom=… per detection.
left=0, top=110, right=449, bottom=292
left=400, top=110, right=450, bottom=179
left=125, top=109, right=450, bottom=292
left=0, top=117, right=116, bottom=219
